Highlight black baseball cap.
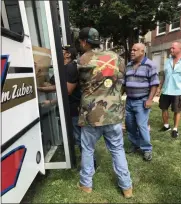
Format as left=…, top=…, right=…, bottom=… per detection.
left=79, top=27, right=100, bottom=45
left=62, top=45, right=77, bottom=60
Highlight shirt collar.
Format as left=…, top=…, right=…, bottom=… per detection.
left=169, top=56, right=181, bottom=62
left=131, top=57, right=147, bottom=66
left=168, top=57, right=181, bottom=68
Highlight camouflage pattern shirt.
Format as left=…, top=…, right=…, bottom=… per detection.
left=77, top=49, right=125, bottom=127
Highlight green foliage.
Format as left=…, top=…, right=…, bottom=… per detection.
left=69, top=0, right=180, bottom=45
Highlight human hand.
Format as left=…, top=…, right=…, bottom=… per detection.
left=156, top=87, right=161, bottom=96
left=41, top=100, right=51, bottom=107
left=144, top=99, right=153, bottom=109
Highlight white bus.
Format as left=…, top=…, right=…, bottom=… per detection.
left=1, top=1, right=76, bottom=203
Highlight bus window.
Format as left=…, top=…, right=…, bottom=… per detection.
left=25, top=1, right=50, bottom=49
left=24, top=1, right=42, bottom=47
left=1, top=0, right=24, bottom=42
left=25, top=1, right=67, bottom=163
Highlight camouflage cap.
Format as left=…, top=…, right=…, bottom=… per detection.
left=79, top=27, right=100, bottom=45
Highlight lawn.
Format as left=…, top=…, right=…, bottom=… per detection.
left=22, top=104, right=181, bottom=203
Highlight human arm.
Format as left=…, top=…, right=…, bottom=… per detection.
left=156, top=72, right=165, bottom=96
left=66, top=62, right=78, bottom=95
left=38, top=81, right=77, bottom=96
left=145, top=86, right=158, bottom=108
left=118, top=56, right=126, bottom=96
left=145, top=64, right=160, bottom=108
left=41, top=99, right=57, bottom=107
left=67, top=82, right=77, bottom=95
left=38, top=85, right=56, bottom=93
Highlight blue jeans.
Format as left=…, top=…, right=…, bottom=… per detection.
left=80, top=123, right=132, bottom=190
left=72, top=116, right=81, bottom=148
left=72, top=117, right=97, bottom=165
left=125, top=97, right=152, bottom=152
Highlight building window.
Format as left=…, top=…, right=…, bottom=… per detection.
left=170, top=20, right=180, bottom=30
left=169, top=5, right=181, bottom=31
left=157, top=22, right=166, bottom=35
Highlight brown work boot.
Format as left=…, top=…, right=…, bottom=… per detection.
left=77, top=182, right=92, bottom=193
left=123, top=188, right=133, bottom=198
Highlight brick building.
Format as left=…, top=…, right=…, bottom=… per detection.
left=150, top=5, right=181, bottom=73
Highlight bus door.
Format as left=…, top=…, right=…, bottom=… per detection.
left=25, top=0, right=76, bottom=170
left=1, top=1, right=45, bottom=203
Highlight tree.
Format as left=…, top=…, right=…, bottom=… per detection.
left=69, top=0, right=180, bottom=61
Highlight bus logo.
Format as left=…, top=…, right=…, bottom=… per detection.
left=1, top=146, right=27, bottom=196
left=1, top=77, right=36, bottom=112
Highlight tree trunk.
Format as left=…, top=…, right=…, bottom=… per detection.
left=126, top=30, right=140, bottom=62
left=123, top=39, right=129, bottom=65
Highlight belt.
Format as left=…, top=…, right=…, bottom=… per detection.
left=127, top=95, right=149, bottom=100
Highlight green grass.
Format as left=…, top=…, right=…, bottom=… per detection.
left=22, top=104, right=181, bottom=203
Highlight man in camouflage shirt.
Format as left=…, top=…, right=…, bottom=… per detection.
left=77, top=27, right=132, bottom=198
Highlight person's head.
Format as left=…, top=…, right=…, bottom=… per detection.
left=170, top=41, right=181, bottom=58
left=62, top=45, right=77, bottom=63
left=131, top=43, right=146, bottom=62
left=79, top=27, right=100, bottom=52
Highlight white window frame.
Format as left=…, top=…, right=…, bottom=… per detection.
left=169, top=2, right=181, bottom=32
left=156, top=21, right=166, bottom=36
left=169, top=21, right=180, bottom=32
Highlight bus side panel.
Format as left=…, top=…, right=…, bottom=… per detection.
left=1, top=123, right=44, bottom=204
left=1, top=1, right=45, bottom=201
left=1, top=34, right=41, bottom=144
